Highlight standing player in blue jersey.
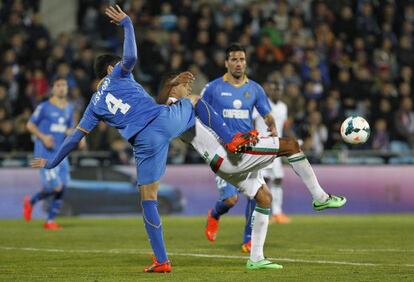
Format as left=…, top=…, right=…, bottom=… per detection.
left=23, top=76, right=78, bottom=230
left=203, top=43, right=277, bottom=252
left=31, top=6, right=255, bottom=273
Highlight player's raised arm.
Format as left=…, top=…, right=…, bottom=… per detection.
left=105, top=5, right=137, bottom=72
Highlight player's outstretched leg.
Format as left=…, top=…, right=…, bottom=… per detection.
left=247, top=185, right=282, bottom=270
left=281, top=138, right=347, bottom=210
left=240, top=137, right=346, bottom=210
left=241, top=198, right=255, bottom=253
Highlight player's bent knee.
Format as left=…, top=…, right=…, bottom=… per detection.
left=254, top=185, right=272, bottom=208
left=53, top=185, right=63, bottom=193
left=224, top=194, right=238, bottom=207
left=139, top=181, right=160, bottom=200
left=280, top=137, right=301, bottom=156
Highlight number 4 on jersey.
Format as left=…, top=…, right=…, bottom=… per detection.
left=106, top=93, right=131, bottom=115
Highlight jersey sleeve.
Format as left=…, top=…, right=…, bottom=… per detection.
left=254, top=84, right=271, bottom=117
left=77, top=101, right=100, bottom=134
left=109, top=62, right=131, bottom=79
left=200, top=82, right=213, bottom=104
left=252, top=108, right=260, bottom=120
left=29, top=103, right=45, bottom=125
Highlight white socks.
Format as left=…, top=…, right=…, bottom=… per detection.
left=287, top=153, right=329, bottom=203
left=271, top=185, right=283, bottom=215
left=250, top=206, right=270, bottom=262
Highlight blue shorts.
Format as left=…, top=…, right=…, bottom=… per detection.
left=132, top=98, right=195, bottom=185
left=215, top=176, right=238, bottom=201
left=39, top=159, right=70, bottom=191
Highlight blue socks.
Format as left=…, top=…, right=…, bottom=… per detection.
left=243, top=198, right=256, bottom=243
left=47, top=188, right=65, bottom=221
left=194, top=99, right=234, bottom=143
left=30, top=191, right=53, bottom=205
left=141, top=200, right=168, bottom=263
left=211, top=200, right=232, bottom=220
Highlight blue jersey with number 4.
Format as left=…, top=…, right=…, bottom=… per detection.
left=78, top=63, right=166, bottom=140
left=30, top=100, right=74, bottom=159
left=201, top=75, right=271, bottom=134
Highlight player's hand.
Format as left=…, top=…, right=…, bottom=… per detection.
left=169, top=72, right=195, bottom=87
left=105, top=5, right=127, bottom=25
left=267, top=126, right=277, bottom=137
left=78, top=137, right=87, bottom=150
left=31, top=158, right=47, bottom=168
left=42, top=135, right=55, bottom=149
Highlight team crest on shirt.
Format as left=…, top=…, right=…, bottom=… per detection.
left=233, top=99, right=242, bottom=109
left=243, top=91, right=251, bottom=98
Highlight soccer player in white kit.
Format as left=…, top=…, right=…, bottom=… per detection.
left=166, top=79, right=347, bottom=270
left=254, top=81, right=291, bottom=224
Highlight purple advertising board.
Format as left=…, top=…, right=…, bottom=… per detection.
left=0, top=165, right=413, bottom=218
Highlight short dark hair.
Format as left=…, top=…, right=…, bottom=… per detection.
left=94, top=54, right=121, bottom=79
left=225, top=43, right=246, bottom=60
left=160, top=72, right=180, bottom=88
left=51, top=75, right=67, bottom=85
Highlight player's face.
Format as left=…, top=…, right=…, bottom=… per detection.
left=267, top=83, right=283, bottom=102
left=52, top=79, right=68, bottom=98
left=225, top=51, right=246, bottom=79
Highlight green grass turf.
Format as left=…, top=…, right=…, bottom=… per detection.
left=0, top=215, right=413, bottom=281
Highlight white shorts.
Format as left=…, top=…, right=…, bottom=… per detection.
left=216, top=170, right=266, bottom=200
left=261, top=157, right=284, bottom=180
left=212, top=137, right=280, bottom=199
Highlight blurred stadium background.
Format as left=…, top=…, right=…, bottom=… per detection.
left=1, top=0, right=414, bottom=280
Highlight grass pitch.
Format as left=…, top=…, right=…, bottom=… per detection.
left=0, top=215, right=413, bottom=281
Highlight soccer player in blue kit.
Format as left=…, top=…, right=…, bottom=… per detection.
left=24, top=76, right=77, bottom=230
left=31, top=5, right=256, bottom=273
left=203, top=43, right=277, bottom=252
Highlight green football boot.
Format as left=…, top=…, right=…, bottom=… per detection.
left=313, top=194, right=347, bottom=211
left=246, top=259, right=283, bottom=270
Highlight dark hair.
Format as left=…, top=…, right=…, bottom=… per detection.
left=225, top=43, right=246, bottom=60
left=94, top=54, right=121, bottom=79
left=51, top=75, right=67, bottom=85
left=160, top=72, right=180, bottom=87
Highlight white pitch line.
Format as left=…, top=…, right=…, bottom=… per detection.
left=339, top=248, right=414, bottom=253
left=2, top=246, right=412, bottom=267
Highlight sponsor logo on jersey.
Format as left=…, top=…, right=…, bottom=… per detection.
left=50, top=123, right=67, bottom=133
left=223, top=109, right=249, bottom=119
left=50, top=117, right=67, bottom=133
left=221, top=92, right=232, bottom=96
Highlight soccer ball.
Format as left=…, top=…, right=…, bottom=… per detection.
left=340, top=116, right=370, bottom=144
